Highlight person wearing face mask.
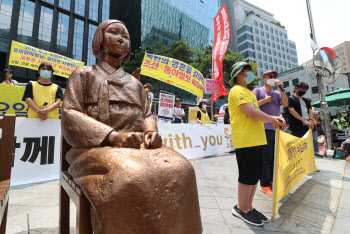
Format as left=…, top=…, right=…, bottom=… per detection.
left=228, top=61, right=285, bottom=227
left=144, top=83, right=154, bottom=106
left=252, top=70, right=288, bottom=197
left=0, top=69, right=18, bottom=85
left=196, top=101, right=212, bottom=125
left=22, top=62, right=63, bottom=120
left=287, top=82, right=314, bottom=138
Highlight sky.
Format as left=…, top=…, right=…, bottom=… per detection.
left=244, top=0, right=350, bottom=64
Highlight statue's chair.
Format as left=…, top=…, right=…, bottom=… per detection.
left=0, top=115, right=16, bottom=234
left=59, top=137, right=92, bottom=234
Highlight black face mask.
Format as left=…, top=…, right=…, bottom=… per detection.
left=297, top=91, right=306, bottom=96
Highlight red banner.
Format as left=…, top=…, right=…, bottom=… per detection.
left=212, top=4, right=230, bottom=104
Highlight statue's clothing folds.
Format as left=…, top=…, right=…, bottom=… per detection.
left=62, top=61, right=202, bottom=234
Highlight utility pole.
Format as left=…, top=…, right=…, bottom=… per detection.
left=306, top=0, right=333, bottom=153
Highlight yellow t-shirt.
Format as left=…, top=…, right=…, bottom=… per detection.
left=199, top=110, right=211, bottom=124
left=228, top=85, right=267, bottom=149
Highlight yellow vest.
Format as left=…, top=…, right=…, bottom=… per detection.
left=27, top=81, right=59, bottom=119
left=200, top=110, right=211, bottom=124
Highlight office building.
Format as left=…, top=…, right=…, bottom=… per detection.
left=234, top=0, right=299, bottom=77
left=1, top=0, right=110, bottom=86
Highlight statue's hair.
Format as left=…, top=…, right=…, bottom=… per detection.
left=92, top=20, right=131, bottom=61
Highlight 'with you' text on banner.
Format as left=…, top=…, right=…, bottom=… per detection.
left=140, top=53, right=204, bottom=99
left=9, top=41, right=84, bottom=78
left=212, top=4, right=230, bottom=104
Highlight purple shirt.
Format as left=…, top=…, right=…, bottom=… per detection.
left=253, top=87, right=281, bottom=130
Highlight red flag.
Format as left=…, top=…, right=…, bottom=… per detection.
left=212, top=4, right=230, bottom=104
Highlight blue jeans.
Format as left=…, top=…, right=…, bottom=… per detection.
left=312, top=128, right=319, bottom=154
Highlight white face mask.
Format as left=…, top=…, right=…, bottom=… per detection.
left=202, top=104, right=207, bottom=109
left=266, top=79, right=276, bottom=86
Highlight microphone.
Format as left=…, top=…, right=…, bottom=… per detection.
left=277, top=85, right=285, bottom=92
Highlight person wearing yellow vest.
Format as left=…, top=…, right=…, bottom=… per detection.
left=22, top=62, right=63, bottom=120
left=196, top=101, right=214, bottom=125
left=228, top=61, right=285, bottom=227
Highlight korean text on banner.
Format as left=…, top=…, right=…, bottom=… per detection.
left=8, top=41, right=84, bottom=78
left=140, top=53, right=204, bottom=99
left=0, top=84, right=63, bottom=119
left=212, top=4, right=230, bottom=104
left=158, top=90, right=175, bottom=124
left=271, top=130, right=316, bottom=219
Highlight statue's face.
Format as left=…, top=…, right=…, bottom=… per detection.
left=103, top=23, right=130, bottom=59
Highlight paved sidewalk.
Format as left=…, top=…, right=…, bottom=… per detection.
left=5, top=153, right=349, bottom=233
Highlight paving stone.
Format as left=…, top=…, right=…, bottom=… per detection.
left=207, top=180, right=231, bottom=188
left=199, top=195, right=219, bottom=209
left=211, top=187, right=236, bottom=198
left=215, top=197, right=235, bottom=210
left=197, top=186, right=214, bottom=196
left=202, top=223, right=232, bottom=234
left=200, top=208, right=225, bottom=224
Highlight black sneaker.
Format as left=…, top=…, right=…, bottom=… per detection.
left=232, top=205, right=263, bottom=227
left=252, top=208, right=268, bottom=223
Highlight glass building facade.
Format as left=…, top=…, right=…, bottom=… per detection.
left=112, top=0, right=224, bottom=107
left=2, top=0, right=110, bottom=87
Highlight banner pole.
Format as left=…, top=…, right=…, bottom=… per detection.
left=271, top=129, right=279, bottom=222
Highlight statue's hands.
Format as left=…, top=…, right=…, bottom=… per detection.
left=144, top=132, right=162, bottom=149
left=108, top=131, right=143, bottom=149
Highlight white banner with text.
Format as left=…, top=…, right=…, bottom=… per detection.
left=4, top=118, right=234, bottom=186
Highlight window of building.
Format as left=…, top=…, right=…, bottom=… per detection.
left=261, top=39, right=265, bottom=45
left=75, top=0, right=85, bottom=16
left=238, top=42, right=255, bottom=51
left=255, top=37, right=260, bottom=43
left=332, top=87, right=335, bottom=91
left=266, top=34, right=269, bottom=39
left=312, top=86, right=319, bottom=94
left=279, top=61, right=282, bottom=65
left=283, top=54, right=285, bottom=59
left=242, top=50, right=255, bottom=58
left=262, top=47, right=266, bottom=53
left=257, top=45, right=261, bottom=51
left=270, top=28, right=273, bottom=33
left=274, top=59, right=277, bottom=64
left=275, top=29, right=278, bottom=35
left=285, top=41, right=288, bottom=46
left=87, top=24, right=98, bottom=65
left=244, top=10, right=248, bottom=18
left=56, top=13, right=70, bottom=56
left=278, top=53, right=281, bottom=58
left=38, top=6, right=53, bottom=50
left=237, top=25, right=253, bottom=35
left=263, top=55, right=267, bottom=61
left=268, top=49, right=271, bottom=55
left=264, top=25, right=268, bottom=31
left=284, top=62, right=287, bottom=67
left=271, top=35, right=274, bottom=41
left=268, top=57, right=272, bottom=63
left=72, top=18, right=84, bottom=61
left=59, top=0, right=70, bottom=10
left=281, top=39, right=284, bottom=44
left=267, top=41, right=270, bottom=47
left=286, top=49, right=289, bottom=53
left=284, top=34, right=287, bottom=39
left=288, top=63, right=291, bottom=68
left=282, top=47, right=285, bottom=52
left=102, top=0, right=110, bottom=21
left=255, top=29, right=259, bottom=34
left=279, top=31, right=282, bottom=37
left=258, top=54, right=262, bottom=59
left=326, top=86, right=329, bottom=92
left=264, top=64, right=268, bottom=69
left=276, top=38, right=279, bottom=43
left=273, top=51, right=276, bottom=56
left=89, top=0, right=99, bottom=21
left=292, top=78, right=299, bottom=85
left=254, top=21, right=258, bottom=26
left=283, top=81, right=289, bottom=88
left=43, top=0, right=54, bottom=4
left=269, top=65, right=273, bottom=70
left=238, top=33, right=253, bottom=43
left=17, top=0, right=35, bottom=45
left=272, top=43, right=275, bottom=48
left=259, top=63, right=263, bottom=68
left=340, top=46, right=343, bottom=50
left=290, top=50, right=297, bottom=56
left=259, top=23, right=263, bottom=29
left=277, top=45, right=280, bottom=50
left=260, top=31, right=264, bottom=37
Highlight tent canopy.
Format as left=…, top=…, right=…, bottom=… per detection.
left=312, top=88, right=350, bottom=107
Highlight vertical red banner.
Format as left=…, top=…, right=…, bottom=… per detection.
left=212, top=4, right=230, bottom=104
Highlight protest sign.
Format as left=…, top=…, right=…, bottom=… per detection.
left=218, top=103, right=228, bottom=124
left=158, top=90, right=175, bottom=124
left=9, top=41, right=84, bottom=78
left=188, top=106, right=200, bottom=124
left=212, top=4, right=230, bottom=104
left=271, top=130, right=316, bottom=220
left=140, top=53, right=204, bottom=99
left=205, top=79, right=220, bottom=94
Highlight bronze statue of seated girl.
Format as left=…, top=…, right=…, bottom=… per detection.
left=62, top=20, right=202, bottom=234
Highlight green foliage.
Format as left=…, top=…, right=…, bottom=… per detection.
left=247, top=11, right=255, bottom=16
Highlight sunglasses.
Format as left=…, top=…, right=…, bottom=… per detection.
left=268, top=75, right=277, bottom=79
